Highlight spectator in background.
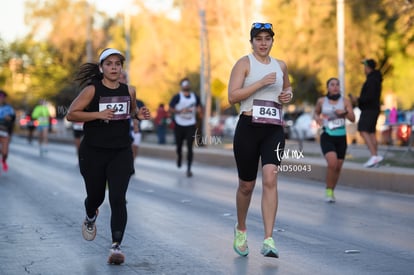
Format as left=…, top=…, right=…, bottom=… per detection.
left=350, top=59, right=383, bottom=168
left=32, top=99, right=50, bottom=156
left=26, top=111, right=36, bottom=144
left=154, top=103, right=169, bottom=144
left=0, top=90, right=15, bottom=172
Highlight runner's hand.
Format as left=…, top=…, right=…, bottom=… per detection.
left=279, top=90, right=293, bottom=103
left=137, top=106, right=151, bottom=120
left=261, top=72, right=277, bottom=86
left=99, top=108, right=116, bottom=120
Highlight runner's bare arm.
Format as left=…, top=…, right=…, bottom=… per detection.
left=67, top=85, right=115, bottom=122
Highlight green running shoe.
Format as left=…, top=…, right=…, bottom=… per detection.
left=233, top=223, right=249, bottom=256
left=261, top=237, right=279, bottom=258
left=325, top=188, right=336, bottom=203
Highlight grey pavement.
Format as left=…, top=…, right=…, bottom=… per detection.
left=2, top=138, right=414, bottom=274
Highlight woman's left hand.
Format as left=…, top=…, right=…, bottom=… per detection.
left=137, top=106, right=151, bottom=120
left=335, top=109, right=348, bottom=117
left=279, top=90, right=293, bottom=104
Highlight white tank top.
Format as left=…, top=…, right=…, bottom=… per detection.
left=174, top=92, right=197, bottom=126
left=321, top=96, right=346, bottom=136
left=240, top=53, right=284, bottom=113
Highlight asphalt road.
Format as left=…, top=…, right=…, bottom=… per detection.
left=1, top=137, right=413, bottom=275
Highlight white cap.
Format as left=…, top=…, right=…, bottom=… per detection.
left=99, top=48, right=125, bottom=63
left=181, top=80, right=190, bottom=88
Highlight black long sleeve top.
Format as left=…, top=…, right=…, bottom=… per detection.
left=358, top=70, right=382, bottom=111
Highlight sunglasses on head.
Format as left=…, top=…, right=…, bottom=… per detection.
left=251, top=23, right=273, bottom=30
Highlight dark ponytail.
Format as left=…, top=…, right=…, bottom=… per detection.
left=75, top=62, right=103, bottom=88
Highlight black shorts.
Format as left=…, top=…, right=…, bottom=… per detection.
left=320, top=132, right=347, bottom=159
left=358, top=110, right=379, bottom=133
left=233, top=114, right=285, bottom=181
left=73, top=130, right=84, bottom=138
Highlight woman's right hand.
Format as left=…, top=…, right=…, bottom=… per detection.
left=261, top=72, right=277, bottom=86
left=99, top=108, right=116, bottom=120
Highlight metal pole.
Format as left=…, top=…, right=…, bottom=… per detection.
left=199, top=8, right=211, bottom=142
left=199, top=9, right=205, bottom=107
left=337, top=0, right=345, bottom=95
left=204, top=19, right=212, bottom=141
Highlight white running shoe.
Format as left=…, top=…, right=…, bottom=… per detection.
left=82, top=209, right=99, bottom=241
left=375, top=155, right=384, bottom=164
left=108, top=243, right=125, bottom=265
left=363, top=156, right=378, bottom=168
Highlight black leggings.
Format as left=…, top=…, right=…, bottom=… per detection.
left=174, top=124, right=196, bottom=170
left=79, top=141, right=134, bottom=244
left=233, top=114, right=285, bottom=181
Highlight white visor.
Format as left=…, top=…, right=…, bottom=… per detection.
left=99, top=48, right=124, bottom=63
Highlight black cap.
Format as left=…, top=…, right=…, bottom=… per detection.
left=250, top=23, right=274, bottom=40
left=362, top=59, right=376, bottom=69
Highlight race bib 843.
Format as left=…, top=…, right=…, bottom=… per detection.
left=252, top=99, right=283, bottom=125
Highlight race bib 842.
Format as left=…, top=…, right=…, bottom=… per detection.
left=99, top=96, right=131, bottom=120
